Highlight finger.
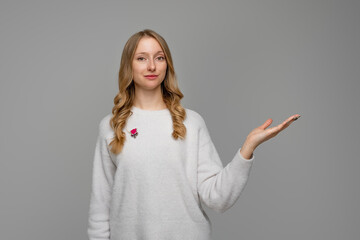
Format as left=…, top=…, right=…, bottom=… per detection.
left=285, top=114, right=301, bottom=124
left=292, top=114, right=301, bottom=121
left=267, top=124, right=283, bottom=135
left=265, top=114, right=301, bottom=136
left=277, top=114, right=301, bottom=131
left=258, top=118, right=273, bottom=130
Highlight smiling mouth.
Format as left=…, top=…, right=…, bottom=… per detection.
left=144, top=75, right=158, bottom=79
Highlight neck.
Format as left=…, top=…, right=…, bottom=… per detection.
left=133, top=85, right=167, bottom=110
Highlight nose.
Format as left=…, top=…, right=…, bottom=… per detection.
left=147, top=59, right=155, bottom=71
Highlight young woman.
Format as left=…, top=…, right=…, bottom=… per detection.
left=87, top=29, right=300, bottom=240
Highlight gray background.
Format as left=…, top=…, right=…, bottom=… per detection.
left=1, top=0, right=359, bottom=239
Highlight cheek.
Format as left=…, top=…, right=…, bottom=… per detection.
left=160, top=63, right=167, bottom=73
left=132, top=64, right=143, bottom=75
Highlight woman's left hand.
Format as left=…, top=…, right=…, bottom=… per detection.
left=240, top=114, right=301, bottom=159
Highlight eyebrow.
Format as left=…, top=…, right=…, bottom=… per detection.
left=135, top=50, right=164, bottom=55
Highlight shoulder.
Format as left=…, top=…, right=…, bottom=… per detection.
left=184, top=107, right=212, bottom=144
left=184, top=107, right=207, bottom=129
left=98, top=113, right=114, bottom=138
left=97, top=109, right=208, bottom=135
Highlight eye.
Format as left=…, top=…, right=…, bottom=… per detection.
left=137, top=57, right=146, bottom=61
left=157, top=56, right=165, bottom=61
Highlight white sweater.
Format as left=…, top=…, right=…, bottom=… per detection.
left=87, top=106, right=255, bottom=240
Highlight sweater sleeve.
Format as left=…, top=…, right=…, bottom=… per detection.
left=197, top=116, right=255, bottom=214
left=87, top=119, right=116, bottom=240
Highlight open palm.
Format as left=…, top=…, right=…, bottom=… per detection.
left=245, top=114, right=301, bottom=151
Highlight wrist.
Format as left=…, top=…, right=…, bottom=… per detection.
left=240, top=144, right=255, bottom=160
left=242, top=139, right=256, bottom=152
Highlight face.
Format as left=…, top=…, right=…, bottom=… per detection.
left=132, top=37, right=167, bottom=91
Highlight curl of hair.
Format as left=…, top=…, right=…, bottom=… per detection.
left=108, top=29, right=187, bottom=155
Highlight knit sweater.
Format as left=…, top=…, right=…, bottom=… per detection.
left=87, top=106, right=255, bottom=240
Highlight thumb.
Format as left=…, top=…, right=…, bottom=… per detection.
left=258, top=118, right=273, bottom=130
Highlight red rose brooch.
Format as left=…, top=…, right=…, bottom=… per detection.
left=130, top=128, right=138, bottom=138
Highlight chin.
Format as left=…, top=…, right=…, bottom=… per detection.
left=141, top=83, right=162, bottom=90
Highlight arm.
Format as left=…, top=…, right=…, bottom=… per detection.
left=197, top=113, right=300, bottom=214
left=197, top=118, right=255, bottom=214
left=87, top=120, right=116, bottom=240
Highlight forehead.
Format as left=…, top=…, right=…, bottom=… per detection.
left=135, top=37, right=163, bottom=54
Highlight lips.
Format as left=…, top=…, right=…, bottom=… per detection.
left=144, top=75, right=158, bottom=80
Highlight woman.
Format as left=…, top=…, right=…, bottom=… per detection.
left=87, top=29, right=300, bottom=240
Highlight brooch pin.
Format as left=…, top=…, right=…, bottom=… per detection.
left=130, top=128, right=138, bottom=138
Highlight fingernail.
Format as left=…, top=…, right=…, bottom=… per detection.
left=293, top=115, right=301, bottom=121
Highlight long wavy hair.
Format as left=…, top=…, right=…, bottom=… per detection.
left=108, top=29, right=187, bottom=155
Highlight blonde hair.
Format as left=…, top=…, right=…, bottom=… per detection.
left=108, top=29, right=187, bottom=155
